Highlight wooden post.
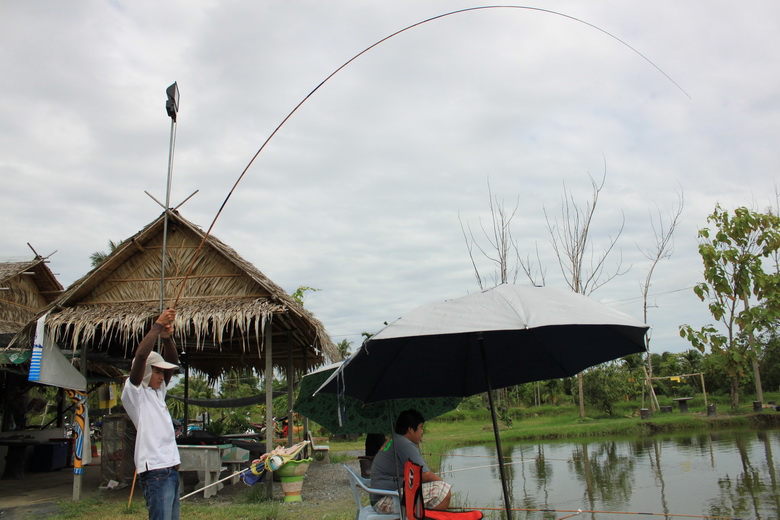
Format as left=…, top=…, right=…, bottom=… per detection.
left=57, top=388, right=64, bottom=428
left=642, top=366, right=660, bottom=411
left=73, top=347, right=88, bottom=501
left=264, top=316, right=274, bottom=498
left=700, top=373, right=708, bottom=408
left=301, top=343, right=309, bottom=443
left=287, top=333, right=294, bottom=447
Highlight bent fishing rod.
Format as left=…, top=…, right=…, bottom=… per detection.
left=169, top=5, right=689, bottom=308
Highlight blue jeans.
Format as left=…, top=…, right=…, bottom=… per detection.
left=139, top=467, right=180, bottom=520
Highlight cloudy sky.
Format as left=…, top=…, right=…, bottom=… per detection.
left=2, top=1, right=778, bottom=355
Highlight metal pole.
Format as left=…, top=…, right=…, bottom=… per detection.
left=159, top=111, right=177, bottom=314
left=160, top=81, right=179, bottom=314
left=161, top=82, right=184, bottom=428
left=478, top=335, right=513, bottom=520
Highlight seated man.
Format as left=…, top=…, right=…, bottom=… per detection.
left=369, top=409, right=451, bottom=513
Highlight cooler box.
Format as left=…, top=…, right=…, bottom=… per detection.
left=32, top=441, right=68, bottom=472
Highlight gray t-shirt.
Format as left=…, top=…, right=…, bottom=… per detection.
left=369, top=434, right=429, bottom=503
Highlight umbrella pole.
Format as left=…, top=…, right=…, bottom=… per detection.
left=479, top=336, right=513, bottom=520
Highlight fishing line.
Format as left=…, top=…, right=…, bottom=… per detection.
left=439, top=458, right=535, bottom=474
left=455, top=506, right=744, bottom=519
left=433, top=451, right=688, bottom=474
left=426, top=451, right=571, bottom=462
left=431, top=452, right=573, bottom=475
left=172, top=5, right=689, bottom=307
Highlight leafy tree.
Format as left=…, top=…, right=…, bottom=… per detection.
left=581, top=361, right=631, bottom=415
left=758, top=329, right=780, bottom=392
left=680, top=205, right=780, bottom=408
left=538, top=379, right=565, bottom=405
left=680, top=349, right=704, bottom=375
left=220, top=370, right=260, bottom=399
left=89, top=239, right=120, bottom=267
left=337, top=339, right=352, bottom=360
left=219, top=370, right=262, bottom=428
left=290, top=285, right=320, bottom=306
left=167, top=374, right=215, bottom=421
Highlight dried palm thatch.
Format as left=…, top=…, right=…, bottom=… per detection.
left=0, top=257, right=63, bottom=335
left=10, top=211, right=338, bottom=379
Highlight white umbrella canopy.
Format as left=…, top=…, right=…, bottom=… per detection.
left=321, top=284, right=648, bottom=404
left=316, top=284, right=648, bottom=520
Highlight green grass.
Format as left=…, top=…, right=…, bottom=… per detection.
left=53, top=496, right=307, bottom=520
left=51, top=490, right=356, bottom=520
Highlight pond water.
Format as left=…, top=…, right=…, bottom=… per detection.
left=439, top=430, right=780, bottom=520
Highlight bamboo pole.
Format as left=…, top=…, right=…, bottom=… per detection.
left=127, top=470, right=137, bottom=510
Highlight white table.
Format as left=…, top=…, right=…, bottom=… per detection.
left=221, top=446, right=249, bottom=485
left=178, top=444, right=229, bottom=498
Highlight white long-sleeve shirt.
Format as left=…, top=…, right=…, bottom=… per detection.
left=122, top=379, right=180, bottom=472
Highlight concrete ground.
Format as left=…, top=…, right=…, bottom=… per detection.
left=0, top=456, right=140, bottom=518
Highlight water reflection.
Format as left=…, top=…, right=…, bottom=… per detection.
left=440, top=430, right=780, bottom=519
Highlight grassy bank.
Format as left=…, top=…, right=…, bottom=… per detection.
left=47, top=398, right=780, bottom=520
left=329, top=394, right=780, bottom=452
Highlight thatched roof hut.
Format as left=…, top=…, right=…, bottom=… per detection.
left=0, top=255, right=63, bottom=337
left=11, top=211, right=339, bottom=379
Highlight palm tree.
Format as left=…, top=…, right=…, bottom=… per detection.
left=89, top=239, right=120, bottom=267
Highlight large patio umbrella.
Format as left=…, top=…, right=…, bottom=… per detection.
left=294, top=361, right=461, bottom=434
left=316, top=284, right=648, bottom=519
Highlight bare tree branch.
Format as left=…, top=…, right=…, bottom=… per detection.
left=519, top=242, right=547, bottom=286
left=459, top=213, right=485, bottom=290
left=640, top=189, right=685, bottom=331
left=460, top=180, right=521, bottom=289
left=543, top=166, right=626, bottom=296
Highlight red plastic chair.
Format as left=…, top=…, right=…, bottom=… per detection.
left=401, top=460, right=483, bottom=520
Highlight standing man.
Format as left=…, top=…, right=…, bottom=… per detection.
left=122, top=309, right=181, bottom=520
left=369, top=409, right=451, bottom=514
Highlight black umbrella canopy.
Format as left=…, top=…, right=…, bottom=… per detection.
left=320, top=284, right=648, bottom=403
left=316, top=284, right=648, bottom=520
